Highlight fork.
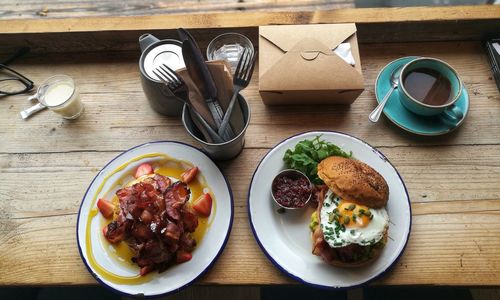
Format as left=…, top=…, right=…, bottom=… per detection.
left=217, top=48, right=256, bottom=140
left=153, top=65, right=224, bottom=143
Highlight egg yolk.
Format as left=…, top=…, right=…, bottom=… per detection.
left=336, top=201, right=371, bottom=228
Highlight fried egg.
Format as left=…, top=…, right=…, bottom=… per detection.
left=320, top=190, right=389, bottom=248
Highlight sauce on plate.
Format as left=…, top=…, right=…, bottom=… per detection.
left=85, top=153, right=215, bottom=285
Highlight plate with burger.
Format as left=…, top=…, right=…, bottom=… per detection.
left=248, top=131, right=411, bottom=288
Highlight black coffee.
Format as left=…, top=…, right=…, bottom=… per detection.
left=402, top=67, right=452, bottom=106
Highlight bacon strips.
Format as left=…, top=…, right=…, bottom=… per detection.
left=103, top=174, right=198, bottom=275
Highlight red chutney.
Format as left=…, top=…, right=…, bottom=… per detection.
left=272, top=175, right=312, bottom=208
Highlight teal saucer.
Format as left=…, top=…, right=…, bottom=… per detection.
left=375, top=56, right=469, bottom=136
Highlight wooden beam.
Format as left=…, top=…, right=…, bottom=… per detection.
left=0, top=5, right=498, bottom=34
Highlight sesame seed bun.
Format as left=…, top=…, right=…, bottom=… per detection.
left=317, top=156, right=389, bottom=208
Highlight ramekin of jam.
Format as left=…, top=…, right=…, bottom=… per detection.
left=271, top=169, right=312, bottom=209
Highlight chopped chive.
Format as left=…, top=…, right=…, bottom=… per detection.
left=328, top=213, right=335, bottom=223
left=347, top=204, right=356, bottom=211
left=350, top=229, right=355, bottom=235
left=343, top=216, right=350, bottom=225
left=359, top=208, right=365, bottom=214
left=352, top=214, right=357, bottom=222
left=369, top=214, right=374, bottom=220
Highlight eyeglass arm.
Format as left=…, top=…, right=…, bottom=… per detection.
left=1, top=47, right=30, bottom=66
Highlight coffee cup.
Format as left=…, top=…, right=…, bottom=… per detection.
left=399, top=57, right=464, bottom=124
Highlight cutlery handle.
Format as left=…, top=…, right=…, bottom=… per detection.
left=191, top=107, right=224, bottom=144
left=206, top=98, right=224, bottom=126
left=218, top=88, right=241, bottom=139
left=206, top=98, right=235, bottom=141
left=369, top=86, right=395, bottom=123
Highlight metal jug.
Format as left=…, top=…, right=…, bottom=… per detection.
left=139, top=33, right=185, bottom=116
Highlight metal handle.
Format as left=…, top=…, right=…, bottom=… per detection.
left=139, top=33, right=159, bottom=52
left=206, top=98, right=235, bottom=141
left=20, top=102, right=46, bottom=120
left=369, top=86, right=395, bottom=123
left=190, top=107, right=224, bottom=144
left=218, top=89, right=240, bottom=139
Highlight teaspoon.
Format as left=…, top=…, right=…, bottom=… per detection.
left=369, top=66, right=402, bottom=123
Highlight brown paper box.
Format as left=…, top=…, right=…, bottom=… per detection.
left=258, top=23, right=364, bottom=105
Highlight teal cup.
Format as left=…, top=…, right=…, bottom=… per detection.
left=399, top=57, right=464, bottom=124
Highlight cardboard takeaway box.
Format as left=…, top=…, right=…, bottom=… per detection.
left=258, top=24, right=364, bottom=105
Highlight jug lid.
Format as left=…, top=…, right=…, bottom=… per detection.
left=141, top=39, right=184, bottom=81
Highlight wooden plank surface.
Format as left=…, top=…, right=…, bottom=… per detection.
left=0, top=38, right=500, bottom=286
left=0, top=5, right=499, bottom=34
left=0, top=0, right=352, bottom=20
left=1, top=41, right=498, bottom=153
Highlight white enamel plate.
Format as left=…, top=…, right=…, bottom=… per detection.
left=77, top=141, right=233, bottom=297
left=248, top=131, right=411, bottom=289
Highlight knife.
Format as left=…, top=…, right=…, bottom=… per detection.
left=177, top=28, right=235, bottom=141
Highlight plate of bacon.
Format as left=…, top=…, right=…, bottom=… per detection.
left=77, top=141, right=233, bottom=297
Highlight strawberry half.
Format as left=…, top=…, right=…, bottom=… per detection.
left=176, top=250, right=192, bottom=264
left=192, top=193, right=212, bottom=217
left=134, top=163, right=153, bottom=178
left=180, top=166, right=199, bottom=184
left=97, top=198, right=115, bottom=219
left=140, top=265, right=154, bottom=276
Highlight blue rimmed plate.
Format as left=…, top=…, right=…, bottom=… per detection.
left=375, top=56, right=469, bottom=136
left=248, top=131, right=411, bottom=289
left=76, top=141, right=233, bottom=297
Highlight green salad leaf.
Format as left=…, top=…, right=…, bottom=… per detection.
left=283, top=135, right=352, bottom=185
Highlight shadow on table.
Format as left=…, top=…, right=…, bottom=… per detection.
left=261, top=285, right=473, bottom=300
left=0, top=286, right=119, bottom=300
left=0, top=285, right=476, bottom=300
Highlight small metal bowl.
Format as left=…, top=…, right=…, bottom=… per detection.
left=271, top=169, right=313, bottom=210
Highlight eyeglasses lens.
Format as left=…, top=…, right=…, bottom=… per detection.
left=0, top=78, right=28, bottom=94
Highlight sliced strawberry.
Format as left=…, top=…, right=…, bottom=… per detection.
left=102, top=225, right=108, bottom=239
left=140, top=265, right=154, bottom=276
left=176, top=250, right=192, bottom=264
left=97, top=198, right=115, bottom=218
left=192, top=193, right=212, bottom=217
left=180, top=166, right=199, bottom=184
left=134, top=163, right=153, bottom=178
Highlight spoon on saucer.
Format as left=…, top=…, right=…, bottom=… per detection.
left=369, top=66, right=403, bottom=123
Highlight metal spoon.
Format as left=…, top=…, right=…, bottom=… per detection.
left=369, top=66, right=402, bottom=123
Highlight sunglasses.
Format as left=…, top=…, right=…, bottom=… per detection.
left=0, top=47, right=34, bottom=96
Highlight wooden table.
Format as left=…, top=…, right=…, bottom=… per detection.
left=1, top=6, right=500, bottom=288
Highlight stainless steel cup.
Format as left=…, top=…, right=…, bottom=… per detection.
left=182, top=94, right=250, bottom=161
left=139, top=33, right=185, bottom=116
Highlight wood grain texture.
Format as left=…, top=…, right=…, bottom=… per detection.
left=0, top=37, right=500, bottom=286
left=1, top=42, right=498, bottom=154
left=1, top=146, right=500, bottom=285
left=0, top=5, right=499, bottom=34
left=0, top=0, right=352, bottom=20
left=2, top=19, right=500, bottom=56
